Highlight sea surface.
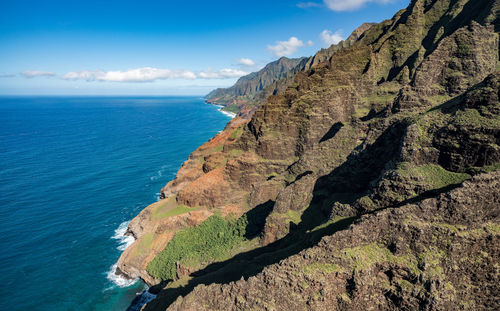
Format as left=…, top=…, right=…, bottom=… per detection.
left=0, top=96, right=232, bottom=310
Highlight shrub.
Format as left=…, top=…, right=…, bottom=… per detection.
left=147, top=215, right=248, bottom=281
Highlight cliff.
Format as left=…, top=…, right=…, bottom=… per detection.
left=206, top=23, right=375, bottom=118
left=116, top=0, right=500, bottom=309
left=150, top=171, right=500, bottom=310
left=205, top=57, right=306, bottom=116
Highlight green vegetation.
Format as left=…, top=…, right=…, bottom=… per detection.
left=396, top=279, right=414, bottom=291
left=152, top=196, right=196, bottom=220
left=154, top=205, right=192, bottom=220
left=339, top=242, right=420, bottom=275
left=283, top=210, right=302, bottom=225
left=397, top=163, right=471, bottom=189
left=354, top=106, right=370, bottom=118
left=453, top=108, right=500, bottom=128
left=147, top=215, right=248, bottom=281
left=455, top=33, right=473, bottom=57
left=230, top=148, right=244, bottom=157
left=133, top=233, right=154, bottom=257
left=358, top=196, right=376, bottom=209
left=230, top=126, right=244, bottom=140
left=223, top=104, right=240, bottom=114
left=418, top=247, right=445, bottom=278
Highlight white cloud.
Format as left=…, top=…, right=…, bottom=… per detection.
left=323, top=0, right=392, bottom=11
left=20, top=71, right=56, bottom=78
left=62, top=67, right=248, bottom=82
left=307, top=40, right=314, bottom=46
left=237, top=58, right=256, bottom=66
left=100, top=68, right=197, bottom=82
left=267, top=37, right=304, bottom=57
left=320, top=29, right=344, bottom=46
left=62, top=70, right=102, bottom=81
left=198, top=68, right=248, bottom=79
left=297, top=2, right=322, bottom=8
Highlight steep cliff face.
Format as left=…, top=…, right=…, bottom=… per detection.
left=205, top=57, right=306, bottom=115
left=116, top=0, right=499, bottom=308
left=155, top=171, right=500, bottom=310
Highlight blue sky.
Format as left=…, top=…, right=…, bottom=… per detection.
left=0, top=0, right=409, bottom=95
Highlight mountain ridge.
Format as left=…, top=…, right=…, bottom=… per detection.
left=205, top=56, right=306, bottom=115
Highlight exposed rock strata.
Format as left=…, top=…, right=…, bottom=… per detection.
left=158, top=172, right=500, bottom=311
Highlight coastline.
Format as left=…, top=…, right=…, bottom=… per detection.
left=205, top=100, right=237, bottom=118
left=112, top=98, right=237, bottom=310
left=109, top=217, right=158, bottom=310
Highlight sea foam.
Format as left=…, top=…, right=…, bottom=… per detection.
left=106, top=264, right=138, bottom=288
left=112, top=221, right=135, bottom=251
left=219, top=109, right=236, bottom=118
left=107, top=221, right=139, bottom=287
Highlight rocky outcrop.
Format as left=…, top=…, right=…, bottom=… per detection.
left=116, top=117, right=253, bottom=283
left=116, top=198, right=214, bottom=285
left=159, top=171, right=500, bottom=311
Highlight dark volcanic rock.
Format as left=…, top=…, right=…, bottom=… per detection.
left=160, top=172, right=500, bottom=311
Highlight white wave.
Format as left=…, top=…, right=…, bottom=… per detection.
left=112, top=221, right=135, bottom=251
left=219, top=109, right=236, bottom=118
left=150, top=165, right=168, bottom=181
left=106, top=263, right=139, bottom=288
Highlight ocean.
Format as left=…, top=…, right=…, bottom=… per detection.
left=0, top=96, right=232, bottom=310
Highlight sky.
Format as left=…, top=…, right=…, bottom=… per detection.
left=0, top=0, right=409, bottom=95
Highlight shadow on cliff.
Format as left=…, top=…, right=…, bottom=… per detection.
left=298, top=121, right=407, bottom=231
left=141, top=122, right=412, bottom=310
left=143, top=215, right=356, bottom=311
left=243, top=200, right=274, bottom=239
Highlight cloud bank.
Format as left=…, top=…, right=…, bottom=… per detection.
left=323, top=0, right=392, bottom=11
left=20, top=71, right=56, bottom=78
left=238, top=58, right=256, bottom=66
left=320, top=29, right=344, bottom=46
left=62, top=67, right=248, bottom=82
left=267, top=37, right=304, bottom=57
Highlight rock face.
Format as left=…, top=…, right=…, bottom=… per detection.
left=205, top=57, right=306, bottom=116
left=157, top=172, right=500, bottom=311
left=116, top=0, right=500, bottom=309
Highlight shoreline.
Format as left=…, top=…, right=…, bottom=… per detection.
left=205, top=100, right=237, bottom=118
left=110, top=221, right=157, bottom=310
left=114, top=99, right=235, bottom=309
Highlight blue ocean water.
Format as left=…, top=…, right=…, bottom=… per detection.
left=0, top=96, right=232, bottom=310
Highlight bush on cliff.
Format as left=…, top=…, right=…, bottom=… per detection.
left=147, top=215, right=248, bottom=281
